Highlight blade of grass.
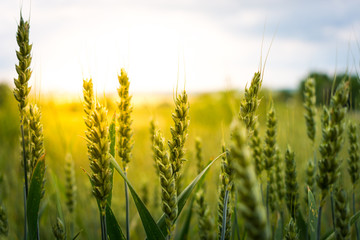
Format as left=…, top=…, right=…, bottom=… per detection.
left=174, top=197, right=194, bottom=240
left=220, top=190, right=230, bottom=240
left=110, top=157, right=166, bottom=240
left=308, top=187, right=317, bottom=240
left=27, top=155, right=45, bottom=240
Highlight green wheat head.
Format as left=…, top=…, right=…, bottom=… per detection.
left=285, top=218, right=299, bottom=240
left=52, top=217, right=66, bottom=240
left=22, top=108, right=31, bottom=181
left=317, top=80, right=349, bottom=200
left=150, top=118, right=160, bottom=175
left=65, top=153, right=77, bottom=214
left=86, top=103, right=112, bottom=215
left=117, top=68, right=133, bottom=172
left=83, top=78, right=95, bottom=137
left=303, top=78, right=317, bottom=142
left=153, top=130, right=177, bottom=239
left=251, top=121, right=263, bottom=177
left=239, top=71, right=262, bottom=133
left=230, top=120, right=269, bottom=240
left=334, top=187, right=350, bottom=240
left=304, top=159, right=315, bottom=206
left=14, top=15, right=32, bottom=114
left=217, top=143, right=233, bottom=240
left=284, top=146, right=299, bottom=219
left=275, top=149, right=285, bottom=208
left=268, top=167, right=278, bottom=213
left=264, top=105, right=277, bottom=171
left=168, top=90, right=190, bottom=194
left=347, top=121, right=359, bottom=188
left=28, top=104, right=45, bottom=177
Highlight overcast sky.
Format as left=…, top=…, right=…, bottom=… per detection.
left=0, top=0, right=359, bottom=94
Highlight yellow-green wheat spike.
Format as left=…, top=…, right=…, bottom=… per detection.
left=154, top=130, right=177, bottom=239
left=86, top=103, right=112, bottom=215
left=303, top=77, right=317, bottom=142
left=65, top=153, right=77, bottom=214
left=52, top=217, right=66, bottom=240
left=317, top=80, right=349, bottom=200
left=168, top=90, right=190, bottom=194
left=239, top=71, right=262, bottom=134
left=117, top=68, right=133, bottom=172
left=284, top=146, right=299, bottom=219
left=83, top=78, right=95, bottom=143
left=28, top=104, right=45, bottom=177
left=14, top=15, right=32, bottom=114
left=285, top=218, right=299, bottom=240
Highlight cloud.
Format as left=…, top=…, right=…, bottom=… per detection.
left=1, top=0, right=359, bottom=93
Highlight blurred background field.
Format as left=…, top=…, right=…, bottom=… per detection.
left=0, top=71, right=359, bottom=239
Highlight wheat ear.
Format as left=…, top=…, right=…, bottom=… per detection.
left=154, top=130, right=177, bottom=239
left=230, top=120, right=269, bottom=240
left=284, top=146, right=299, bottom=219
left=239, top=71, right=262, bottom=134
left=168, top=90, right=190, bottom=195
left=52, top=217, right=66, bottom=240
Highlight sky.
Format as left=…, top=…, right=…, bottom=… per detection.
left=0, top=0, right=360, bottom=95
